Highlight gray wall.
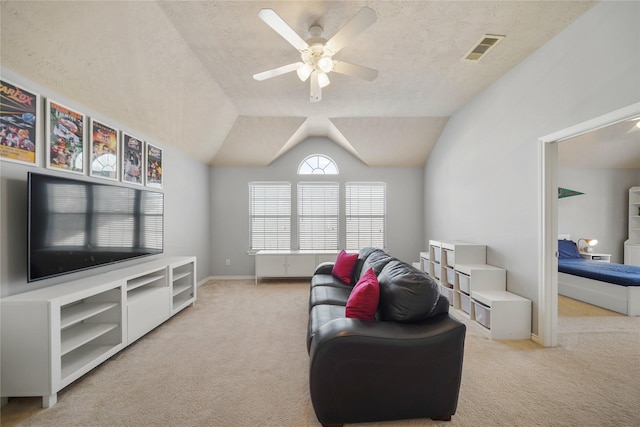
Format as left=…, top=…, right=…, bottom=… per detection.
left=558, top=167, right=640, bottom=264
left=0, top=70, right=211, bottom=297
left=210, top=137, right=424, bottom=276
left=423, top=1, right=640, bottom=334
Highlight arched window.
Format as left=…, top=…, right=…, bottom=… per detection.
left=298, top=154, right=339, bottom=175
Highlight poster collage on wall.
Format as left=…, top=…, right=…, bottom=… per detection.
left=1, top=79, right=163, bottom=189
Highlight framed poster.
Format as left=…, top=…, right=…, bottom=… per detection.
left=121, top=132, right=144, bottom=185
left=146, top=142, right=162, bottom=189
left=0, top=79, right=40, bottom=165
left=46, top=99, right=86, bottom=174
left=89, top=118, right=119, bottom=180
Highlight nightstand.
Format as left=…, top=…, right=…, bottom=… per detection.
left=580, top=252, right=611, bottom=262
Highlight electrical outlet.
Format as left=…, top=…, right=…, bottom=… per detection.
left=225, top=259, right=231, bottom=266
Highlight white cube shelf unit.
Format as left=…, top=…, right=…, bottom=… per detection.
left=451, top=263, right=531, bottom=340
left=419, top=251, right=429, bottom=272
left=470, top=290, right=531, bottom=340
left=428, top=240, right=486, bottom=302
left=625, top=186, right=640, bottom=265
left=454, top=263, right=506, bottom=305
left=1, top=256, right=196, bottom=408
left=427, top=240, right=531, bottom=340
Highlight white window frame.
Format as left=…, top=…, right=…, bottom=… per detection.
left=297, top=154, right=339, bottom=175
left=297, top=181, right=339, bottom=250
left=345, top=182, right=386, bottom=250
left=249, top=182, right=291, bottom=250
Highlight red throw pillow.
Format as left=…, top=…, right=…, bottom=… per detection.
left=346, top=268, right=380, bottom=320
left=331, top=250, right=358, bottom=284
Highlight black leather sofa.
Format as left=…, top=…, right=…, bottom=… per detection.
left=307, top=247, right=466, bottom=426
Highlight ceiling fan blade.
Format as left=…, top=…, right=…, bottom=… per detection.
left=258, top=9, right=309, bottom=52
left=310, top=71, right=322, bottom=102
left=324, top=6, right=377, bottom=54
left=626, top=116, right=640, bottom=133
left=332, top=61, right=378, bottom=81
left=253, top=62, right=303, bottom=81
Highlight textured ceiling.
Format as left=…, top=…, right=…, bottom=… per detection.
left=1, top=1, right=600, bottom=167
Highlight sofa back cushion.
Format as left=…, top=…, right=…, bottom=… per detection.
left=377, top=260, right=441, bottom=322
left=351, top=247, right=378, bottom=281
left=331, top=250, right=359, bottom=284
left=360, top=249, right=393, bottom=278
left=345, top=268, right=380, bottom=320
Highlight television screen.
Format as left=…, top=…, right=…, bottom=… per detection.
left=28, top=172, right=164, bottom=282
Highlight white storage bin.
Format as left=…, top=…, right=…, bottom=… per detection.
left=459, top=292, right=470, bottom=314
left=445, top=268, right=455, bottom=285
left=458, top=272, right=470, bottom=294
left=473, top=300, right=491, bottom=329
left=439, top=284, right=454, bottom=305
left=443, top=249, right=455, bottom=267
left=433, top=248, right=441, bottom=264
left=433, top=266, right=441, bottom=280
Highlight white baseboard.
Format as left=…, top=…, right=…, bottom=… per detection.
left=201, top=275, right=255, bottom=283
left=531, top=333, right=542, bottom=345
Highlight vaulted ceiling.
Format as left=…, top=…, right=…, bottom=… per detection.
left=558, top=117, right=640, bottom=169
left=1, top=1, right=600, bottom=167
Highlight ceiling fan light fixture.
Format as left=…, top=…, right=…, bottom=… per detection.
left=317, top=72, right=330, bottom=88
left=296, top=64, right=313, bottom=82
left=317, top=56, right=334, bottom=73
left=255, top=6, right=378, bottom=102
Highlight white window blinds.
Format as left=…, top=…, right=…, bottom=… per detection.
left=298, top=182, right=339, bottom=250
left=249, top=182, right=291, bottom=250
left=345, top=182, right=386, bottom=250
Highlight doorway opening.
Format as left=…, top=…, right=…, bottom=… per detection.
left=537, top=102, right=640, bottom=347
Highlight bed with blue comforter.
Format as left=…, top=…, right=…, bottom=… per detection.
left=557, top=239, right=640, bottom=315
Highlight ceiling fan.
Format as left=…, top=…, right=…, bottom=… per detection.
left=253, top=7, right=378, bottom=102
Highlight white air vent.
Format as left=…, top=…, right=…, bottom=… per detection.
left=462, top=34, right=505, bottom=62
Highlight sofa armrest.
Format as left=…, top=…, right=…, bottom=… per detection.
left=309, top=314, right=465, bottom=425
left=314, top=262, right=334, bottom=275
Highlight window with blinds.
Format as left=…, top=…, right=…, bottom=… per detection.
left=249, top=182, right=291, bottom=250
left=298, top=182, right=339, bottom=250
left=345, top=182, right=386, bottom=250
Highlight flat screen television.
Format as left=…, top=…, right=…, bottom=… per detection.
left=28, top=172, right=164, bottom=282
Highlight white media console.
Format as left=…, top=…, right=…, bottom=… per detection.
left=1, top=256, right=196, bottom=408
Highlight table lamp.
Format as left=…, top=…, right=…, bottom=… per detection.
left=578, top=238, right=598, bottom=253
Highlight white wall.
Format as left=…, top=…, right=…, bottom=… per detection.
left=210, top=137, right=424, bottom=276
left=558, top=168, right=640, bottom=263
left=423, top=1, right=640, bottom=334
left=0, top=69, right=211, bottom=297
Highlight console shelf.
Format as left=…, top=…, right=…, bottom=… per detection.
left=127, top=272, right=166, bottom=292
left=170, top=260, right=196, bottom=314
left=1, top=256, right=196, bottom=408
left=60, top=302, right=118, bottom=329
left=61, top=323, right=119, bottom=356
left=61, top=344, right=117, bottom=380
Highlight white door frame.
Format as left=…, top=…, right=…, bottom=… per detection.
left=537, top=102, right=640, bottom=347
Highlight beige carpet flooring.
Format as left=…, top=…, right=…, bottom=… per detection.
left=1, top=280, right=639, bottom=427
